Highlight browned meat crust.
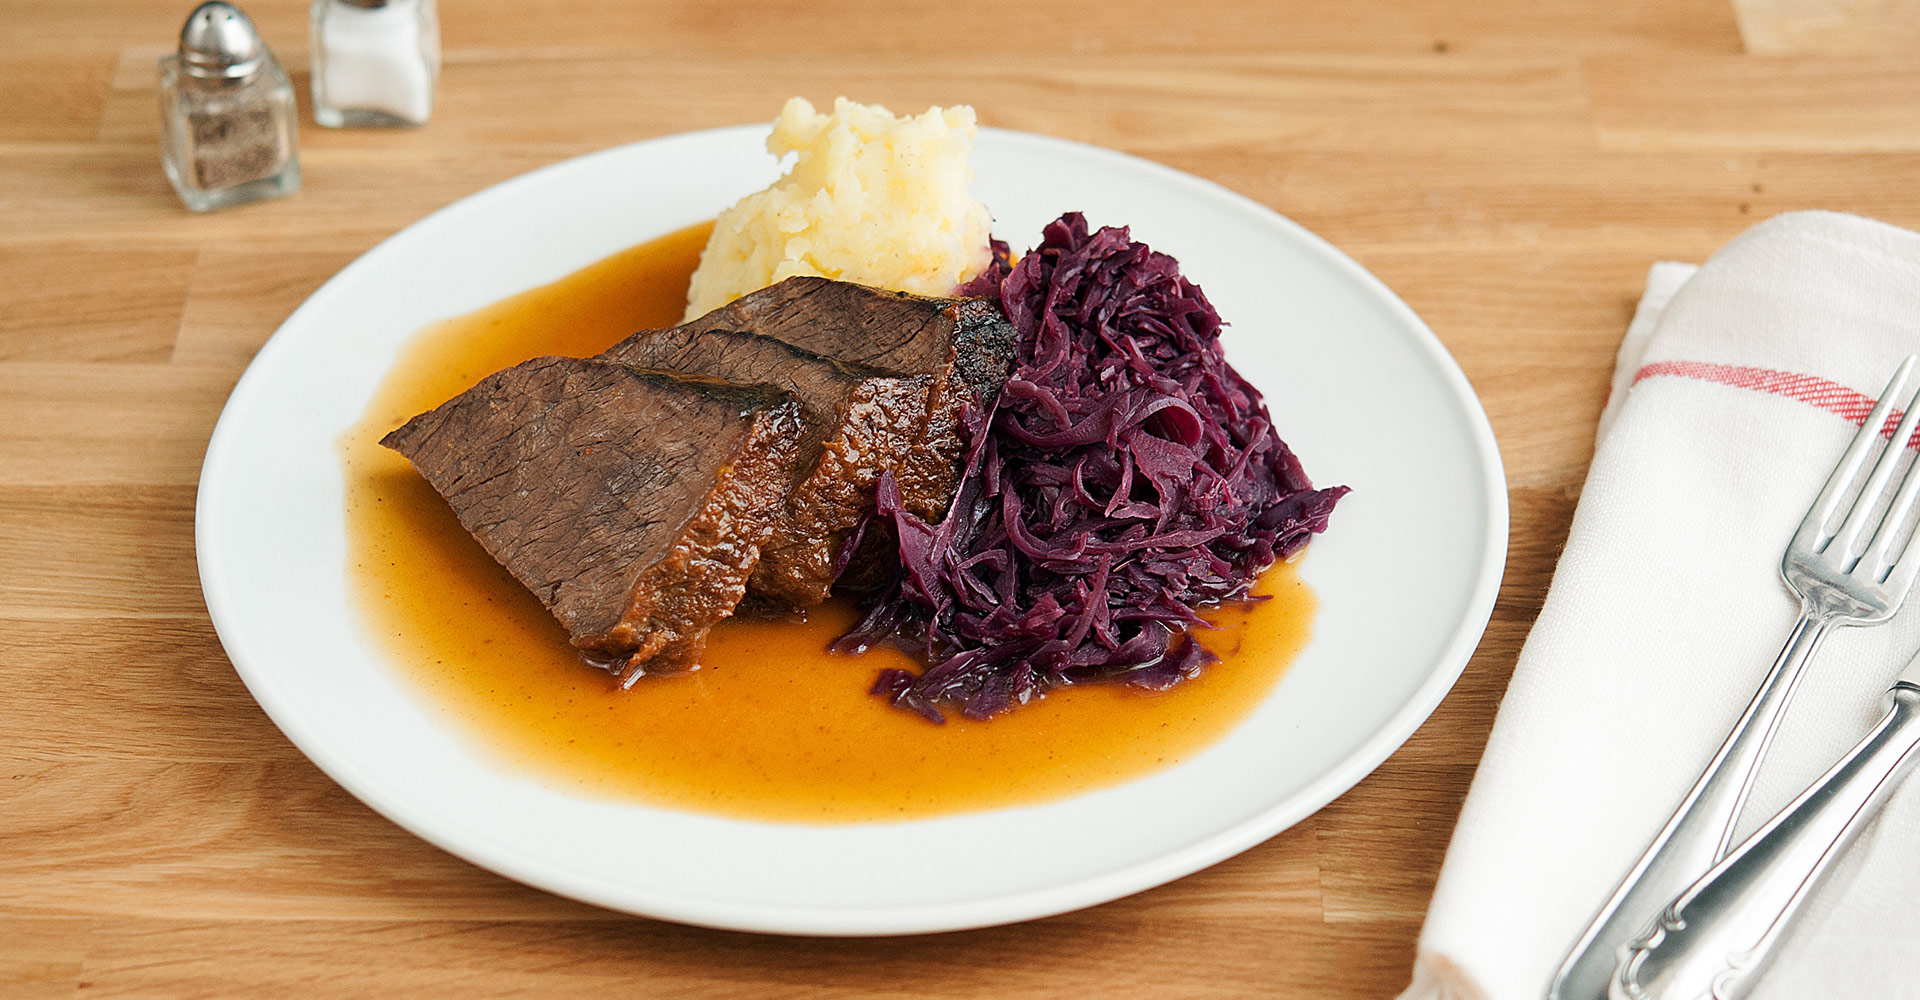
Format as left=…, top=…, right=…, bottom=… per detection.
left=600, top=326, right=958, bottom=607
left=380, top=356, right=804, bottom=680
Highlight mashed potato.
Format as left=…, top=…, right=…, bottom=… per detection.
left=683, top=97, right=994, bottom=321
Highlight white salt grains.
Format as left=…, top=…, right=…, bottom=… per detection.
left=310, top=0, right=440, bottom=128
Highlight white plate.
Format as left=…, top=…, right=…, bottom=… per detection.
left=196, top=125, right=1507, bottom=935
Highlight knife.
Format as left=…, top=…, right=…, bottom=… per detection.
left=1609, top=646, right=1920, bottom=1000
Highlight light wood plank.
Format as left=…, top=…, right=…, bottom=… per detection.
left=56, top=894, right=1370, bottom=1000
left=173, top=252, right=358, bottom=365
left=0, top=487, right=201, bottom=619
left=0, top=55, right=114, bottom=143
left=1588, top=55, right=1920, bottom=151
left=0, top=918, right=89, bottom=1000
left=0, top=618, right=280, bottom=762
left=0, top=363, right=237, bottom=486
left=5, top=0, right=1739, bottom=62
left=97, top=52, right=1595, bottom=163
left=0, top=249, right=194, bottom=362
left=0, top=757, right=610, bottom=922
left=437, top=0, right=1740, bottom=57
left=0, top=752, right=1318, bottom=927
left=1733, top=0, right=1920, bottom=53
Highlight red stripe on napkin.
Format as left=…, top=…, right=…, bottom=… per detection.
left=1633, top=360, right=1917, bottom=442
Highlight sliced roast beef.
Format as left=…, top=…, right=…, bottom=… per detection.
left=683, top=278, right=1018, bottom=583
left=683, top=276, right=1017, bottom=410
left=674, top=277, right=1017, bottom=593
left=599, top=327, right=958, bottom=608
left=380, top=356, right=804, bottom=682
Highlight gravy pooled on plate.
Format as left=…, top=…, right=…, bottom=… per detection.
left=341, top=223, right=1318, bottom=823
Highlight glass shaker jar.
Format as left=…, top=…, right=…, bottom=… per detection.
left=157, top=1, right=300, bottom=213
left=310, top=0, right=441, bottom=128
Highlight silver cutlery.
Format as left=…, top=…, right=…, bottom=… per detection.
left=1612, top=644, right=1920, bottom=1000
left=1548, top=356, right=1920, bottom=1000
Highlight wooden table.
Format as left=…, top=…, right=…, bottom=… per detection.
left=7, top=0, right=1920, bottom=995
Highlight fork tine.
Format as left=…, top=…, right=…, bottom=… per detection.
left=1799, top=357, right=1918, bottom=549
left=1887, top=518, right=1920, bottom=594
left=1858, top=379, right=1920, bottom=579
left=1833, top=365, right=1920, bottom=563
left=1862, top=461, right=1920, bottom=582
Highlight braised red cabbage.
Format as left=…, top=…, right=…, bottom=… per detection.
left=838, top=213, right=1346, bottom=722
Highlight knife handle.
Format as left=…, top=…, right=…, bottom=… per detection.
left=1613, top=683, right=1920, bottom=1000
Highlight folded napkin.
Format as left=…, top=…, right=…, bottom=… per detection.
left=1400, top=211, right=1920, bottom=1000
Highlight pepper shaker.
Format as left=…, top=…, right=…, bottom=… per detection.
left=310, top=0, right=441, bottom=128
left=157, top=1, right=301, bottom=213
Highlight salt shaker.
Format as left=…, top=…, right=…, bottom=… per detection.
left=310, top=0, right=441, bottom=128
left=157, top=1, right=301, bottom=213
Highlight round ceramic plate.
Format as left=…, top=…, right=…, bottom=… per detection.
left=196, top=124, right=1507, bottom=935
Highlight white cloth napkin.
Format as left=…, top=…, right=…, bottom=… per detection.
left=1400, top=211, right=1920, bottom=1000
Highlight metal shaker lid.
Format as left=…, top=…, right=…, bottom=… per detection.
left=178, top=2, right=268, bottom=80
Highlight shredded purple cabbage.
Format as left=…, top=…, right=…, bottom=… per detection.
left=837, top=213, right=1347, bottom=722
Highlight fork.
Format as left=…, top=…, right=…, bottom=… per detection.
left=1612, top=645, right=1920, bottom=1000
left=1546, top=356, right=1920, bottom=1000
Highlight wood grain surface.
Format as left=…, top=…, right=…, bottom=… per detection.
left=6, top=1, right=1920, bottom=996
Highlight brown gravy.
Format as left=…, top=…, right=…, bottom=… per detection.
left=340, top=222, right=1317, bottom=823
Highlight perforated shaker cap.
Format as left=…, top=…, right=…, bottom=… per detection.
left=177, top=2, right=267, bottom=80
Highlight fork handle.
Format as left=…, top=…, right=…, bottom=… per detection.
left=1613, top=683, right=1920, bottom=1000
left=1547, top=610, right=1835, bottom=1000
